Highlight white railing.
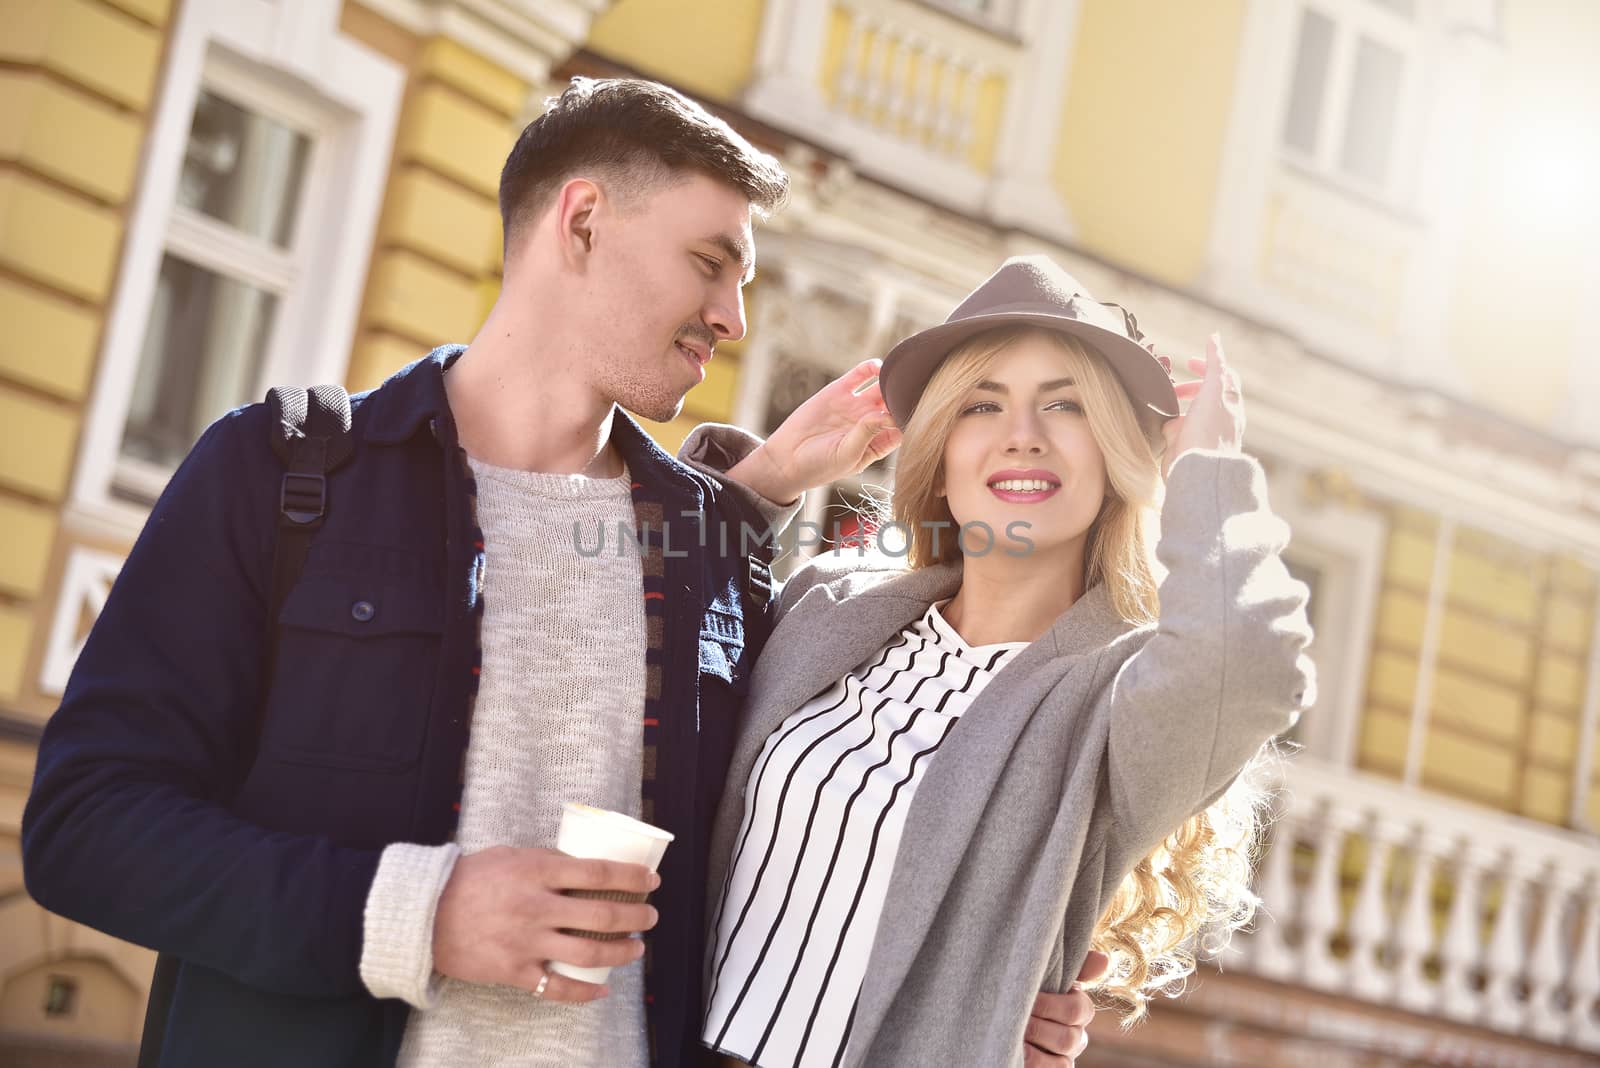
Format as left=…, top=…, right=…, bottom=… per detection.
left=828, top=6, right=993, bottom=166
left=1232, top=758, right=1600, bottom=1051
left=746, top=0, right=1026, bottom=214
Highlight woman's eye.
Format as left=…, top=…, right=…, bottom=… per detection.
left=961, top=402, right=1000, bottom=415
left=1046, top=400, right=1082, bottom=413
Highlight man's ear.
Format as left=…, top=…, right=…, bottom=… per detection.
left=554, top=177, right=601, bottom=266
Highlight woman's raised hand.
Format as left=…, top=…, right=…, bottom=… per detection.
left=1159, top=333, right=1244, bottom=480
left=727, top=359, right=903, bottom=504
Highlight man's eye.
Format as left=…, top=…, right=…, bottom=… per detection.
left=697, top=255, right=721, bottom=273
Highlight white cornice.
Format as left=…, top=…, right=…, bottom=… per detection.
left=355, top=0, right=615, bottom=84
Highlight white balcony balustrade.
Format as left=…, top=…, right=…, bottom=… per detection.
left=746, top=0, right=1076, bottom=234
left=1232, top=758, right=1600, bottom=1050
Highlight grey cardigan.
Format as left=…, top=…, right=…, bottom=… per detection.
left=705, top=450, right=1316, bottom=1067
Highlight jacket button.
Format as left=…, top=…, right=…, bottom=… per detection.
left=351, top=600, right=376, bottom=622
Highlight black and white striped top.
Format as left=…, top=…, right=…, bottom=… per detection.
left=701, top=601, right=1026, bottom=1068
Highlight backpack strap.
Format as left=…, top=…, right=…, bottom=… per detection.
left=260, top=384, right=354, bottom=718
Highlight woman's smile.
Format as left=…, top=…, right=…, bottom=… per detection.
left=987, top=467, right=1062, bottom=503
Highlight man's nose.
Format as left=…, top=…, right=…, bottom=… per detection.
left=706, top=285, right=747, bottom=343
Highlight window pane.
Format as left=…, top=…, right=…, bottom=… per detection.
left=122, top=254, right=278, bottom=471
left=1338, top=35, right=1403, bottom=186
left=1282, top=8, right=1336, bottom=155
left=178, top=89, right=312, bottom=248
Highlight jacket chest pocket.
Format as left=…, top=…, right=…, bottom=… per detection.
left=262, top=574, right=443, bottom=771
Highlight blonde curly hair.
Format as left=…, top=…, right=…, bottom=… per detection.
left=885, top=325, right=1277, bottom=1023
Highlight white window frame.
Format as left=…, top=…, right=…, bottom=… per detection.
left=1278, top=0, right=1427, bottom=205
left=1269, top=457, right=1388, bottom=769
left=67, top=0, right=402, bottom=537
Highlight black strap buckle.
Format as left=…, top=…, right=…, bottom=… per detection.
left=746, top=556, right=774, bottom=607
left=280, top=472, right=327, bottom=525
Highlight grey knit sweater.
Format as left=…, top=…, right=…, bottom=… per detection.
left=360, top=457, right=650, bottom=1067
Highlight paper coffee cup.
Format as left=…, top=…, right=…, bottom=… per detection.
left=549, top=803, right=673, bottom=984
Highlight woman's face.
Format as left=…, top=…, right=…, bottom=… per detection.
left=938, top=333, right=1108, bottom=559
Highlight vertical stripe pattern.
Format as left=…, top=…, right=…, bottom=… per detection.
left=632, top=481, right=668, bottom=1064
left=702, top=603, right=1025, bottom=1067
left=450, top=445, right=487, bottom=823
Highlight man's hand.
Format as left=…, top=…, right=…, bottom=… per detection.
left=432, top=846, right=660, bottom=1002
left=725, top=359, right=902, bottom=504
left=1023, top=950, right=1109, bottom=1066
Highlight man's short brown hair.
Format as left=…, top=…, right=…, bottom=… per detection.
left=499, top=77, right=789, bottom=251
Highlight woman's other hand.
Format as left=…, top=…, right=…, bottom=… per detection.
left=1160, top=333, right=1244, bottom=480
left=1023, top=949, right=1109, bottom=1066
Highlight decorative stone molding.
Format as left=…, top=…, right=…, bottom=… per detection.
left=357, top=0, right=617, bottom=86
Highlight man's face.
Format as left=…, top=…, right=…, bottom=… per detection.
left=581, top=172, right=755, bottom=423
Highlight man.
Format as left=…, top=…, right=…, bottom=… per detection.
left=22, top=77, right=1098, bottom=1066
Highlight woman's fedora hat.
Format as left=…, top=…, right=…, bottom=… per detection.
left=879, top=255, right=1179, bottom=436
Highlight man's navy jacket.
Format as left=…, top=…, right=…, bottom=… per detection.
left=21, top=348, right=776, bottom=1067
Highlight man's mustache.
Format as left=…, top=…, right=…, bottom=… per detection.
left=676, top=324, right=717, bottom=357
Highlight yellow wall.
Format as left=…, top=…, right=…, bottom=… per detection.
left=0, top=3, right=171, bottom=1052
left=343, top=5, right=522, bottom=393
left=1052, top=0, right=1248, bottom=287
left=0, top=0, right=167, bottom=714
left=1445, top=0, right=1600, bottom=429
left=588, top=0, right=767, bottom=105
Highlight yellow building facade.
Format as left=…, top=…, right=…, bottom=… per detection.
left=2, top=0, right=1598, bottom=1063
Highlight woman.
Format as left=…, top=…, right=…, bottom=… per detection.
left=700, top=256, right=1314, bottom=1067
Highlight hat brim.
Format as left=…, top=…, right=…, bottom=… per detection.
left=878, top=311, right=1180, bottom=438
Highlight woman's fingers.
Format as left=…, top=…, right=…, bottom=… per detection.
left=838, top=359, right=884, bottom=395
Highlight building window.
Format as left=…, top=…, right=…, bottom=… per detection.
left=70, top=0, right=402, bottom=522
left=43, top=976, right=77, bottom=1017
left=1279, top=0, right=1417, bottom=197
left=118, top=87, right=315, bottom=494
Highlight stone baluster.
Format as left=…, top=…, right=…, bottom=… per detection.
left=1243, top=804, right=1299, bottom=980
left=865, top=27, right=902, bottom=126
left=885, top=35, right=924, bottom=136
left=947, top=61, right=972, bottom=159
left=910, top=45, right=948, bottom=147
left=1524, top=863, right=1576, bottom=1043
left=1437, top=842, right=1492, bottom=1023
left=834, top=13, right=871, bottom=112
left=1390, top=829, right=1446, bottom=1014
left=1345, top=813, right=1399, bottom=1001
left=1481, top=858, right=1534, bottom=1032
left=1300, top=798, right=1353, bottom=991
left=1565, top=875, right=1600, bottom=1050
left=937, top=58, right=973, bottom=155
